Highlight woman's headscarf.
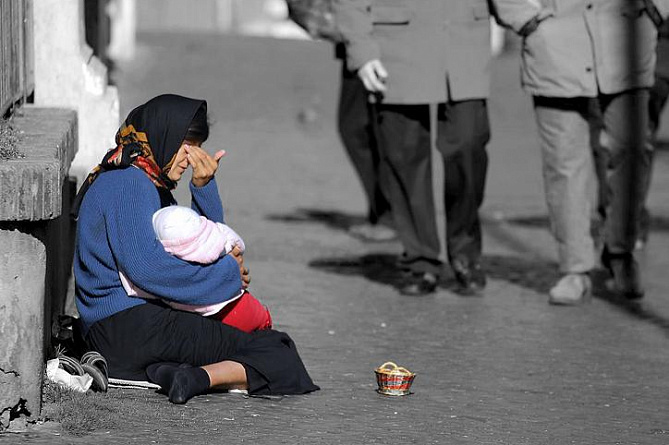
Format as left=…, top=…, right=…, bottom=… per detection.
left=71, top=94, right=207, bottom=217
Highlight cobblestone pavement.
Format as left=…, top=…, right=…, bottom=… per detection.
left=5, top=32, right=669, bottom=444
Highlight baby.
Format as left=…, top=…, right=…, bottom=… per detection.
left=119, top=205, right=272, bottom=333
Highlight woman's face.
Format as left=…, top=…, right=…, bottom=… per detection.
left=167, top=140, right=201, bottom=182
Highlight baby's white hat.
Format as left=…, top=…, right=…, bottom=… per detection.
left=152, top=205, right=202, bottom=241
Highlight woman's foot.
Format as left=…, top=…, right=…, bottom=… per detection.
left=548, top=273, right=592, bottom=306
left=168, top=367, right=211, bottom=404
left=146, top=362, right=211, bottom=404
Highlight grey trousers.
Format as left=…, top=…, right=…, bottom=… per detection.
left=376, top=100, right=489, bottom=275
left=533, top=90, right=651, bottom=274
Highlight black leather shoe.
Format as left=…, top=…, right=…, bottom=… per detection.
left=399, top=272, right=438, bottom=296
left=601, top=247, right=644, bottom=300
left=452, top=259, right=486, bottom=296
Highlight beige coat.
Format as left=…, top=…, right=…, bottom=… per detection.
left=333, top=0, right=492, bottom=104
left=491, top=0, right=669, bottom=97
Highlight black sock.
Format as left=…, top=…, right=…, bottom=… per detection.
left=145, top=362, right=190, bottom=393
left=168, top=367, right=211, bottom=404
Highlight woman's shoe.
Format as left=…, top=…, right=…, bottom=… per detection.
left=81, top=351, right=109, bottom=392
left=548, top=273, right=592, bottom=306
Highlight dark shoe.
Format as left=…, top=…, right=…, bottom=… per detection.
left=399, top=271, right=438, bottom=296
left=451, top=259, right=486, bottom=296
left=601, top=247, right=644, bottom=300
left=81, top=351, right=109, bottom=392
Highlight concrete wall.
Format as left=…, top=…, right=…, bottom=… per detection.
left=33, top=0, right=119, bottom=183
left=0, top=108, right=77, bottom=430
left=108, top=0, right=137, bottom=62
left=135, top=0, right=234, bottom=33
left=132, top=0, right=305, bottom=37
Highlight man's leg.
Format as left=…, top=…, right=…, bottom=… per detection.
left=636, top=75, right=669, bottom=248
left=598, top=89, right=651, bottom=299
left=337, top=64, right=394, bottom=240
left=377, top=104, right=441, bottom=294
left=534, top=97, right=596, bottom=305
left=436, top=100, right=490, bottom=294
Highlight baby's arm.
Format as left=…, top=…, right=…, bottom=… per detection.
left=216, top=222, right=246, bottom=255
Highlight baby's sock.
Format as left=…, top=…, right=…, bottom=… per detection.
left=168, top=367, right=211, bottom=404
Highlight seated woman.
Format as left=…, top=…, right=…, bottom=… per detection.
left=72, top=94, right=319, bottom=404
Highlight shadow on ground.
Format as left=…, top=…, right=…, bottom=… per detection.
left=309, top=253, right=407, bottom=292
left=309, top=252, right=562, bottom=295
left=484, top=254, right=559, bottom=293
left=279, top=208, right=669, bottom=337
left=591, top=269, right=669, bottom=339
left=265, top=208, right=368, bottom=232
left=504, top=213, right=669, bottom=234
left=309, top=253, right=669, bottom=337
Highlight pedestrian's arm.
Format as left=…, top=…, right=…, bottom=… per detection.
left=646, top=0, right=669, bottom=27
left=332, top=0, right=378, bottom=71
left=489, top=0, right=553, bottom=36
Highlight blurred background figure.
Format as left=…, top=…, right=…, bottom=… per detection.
left=285, top=0, right=396, bottom=241
left=639, top=20, right=669, bottom=249
left=335, top=44, right=397, bottom=242
left=491, top=0, right=668, bottom=304
left=591, top=20, right=669, bottom=253
left=239, top=0, right=312, bottom=39
left=333, top=0, right=493, bottom=297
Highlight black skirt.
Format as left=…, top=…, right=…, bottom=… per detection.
left=85, top=301, right=319, bottom=395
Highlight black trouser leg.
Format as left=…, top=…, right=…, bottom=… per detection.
left=337, top=66, right=392, bottom=225
left=377, top=104, right=441, bottom=275
left=436, top=100, right=490, bottom=265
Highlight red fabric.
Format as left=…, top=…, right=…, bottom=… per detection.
left=209, top=292, right=272, bottom=333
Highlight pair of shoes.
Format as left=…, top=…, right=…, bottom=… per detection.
left=80, top=351, right=109, bottom=392
left=348, top=223, right=397, bottom=242
left=548, top=273, right=592, bottom=305
left=55, top=349, right=109, bottom=392
left=399, top=271, right=438, bottom=296
left=451, top=258, right=486, bottom=296
left=601, top=247, right=644, bottom=300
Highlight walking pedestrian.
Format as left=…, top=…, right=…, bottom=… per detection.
left=491, top=0, right=669, bottom=304
left=333, top=0, right=492, bottom=296
left=286, top=1, right=396, bottom=241
left=638, top=20, right=669, bottom=248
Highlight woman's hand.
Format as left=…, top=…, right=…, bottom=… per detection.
left=185, top=145, right=225, bottom=188
left=231, top=245, right=251, bottom=288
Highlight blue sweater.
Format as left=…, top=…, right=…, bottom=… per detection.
left=74, top=167, right=242, bottom=334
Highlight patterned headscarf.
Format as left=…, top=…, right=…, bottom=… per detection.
left=72, top=94, right=206, bottom=217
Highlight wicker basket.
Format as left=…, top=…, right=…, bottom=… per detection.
left=374, top=361, right=416, bottom=396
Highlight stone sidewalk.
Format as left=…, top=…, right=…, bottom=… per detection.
left=6, top=32, right=669, bottom=444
